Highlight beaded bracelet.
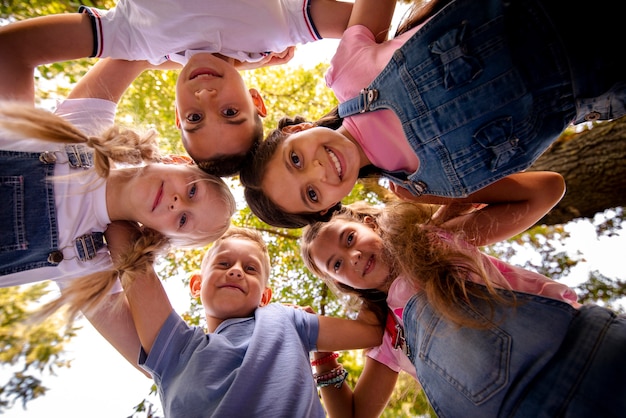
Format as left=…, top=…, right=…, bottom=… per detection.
left=311, top=352, right=339, bottom=367
left=313, top=365, right=344, bottom=381
left=316, top=367, right=348, bottom=389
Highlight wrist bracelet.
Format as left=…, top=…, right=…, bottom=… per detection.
left=316, top=368, right=348, bottom=389
left=311, top=352, right=339, bottom=367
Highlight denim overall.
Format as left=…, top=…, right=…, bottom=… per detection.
left=0, top=146, right=105, bottom=276
left=338, top=0, right=626, bottom=198
left=403, top=287, right=626, bottom=417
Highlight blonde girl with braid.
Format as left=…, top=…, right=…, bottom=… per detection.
left=0, top=54, right=235, bottom=373
left=0, top=102, right=235, bottom=319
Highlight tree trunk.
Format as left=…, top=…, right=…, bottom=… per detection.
left=530, top=117, right=626, bottom=226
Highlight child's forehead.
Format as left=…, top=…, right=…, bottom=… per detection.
left=208, top=237, right=268, bottom=262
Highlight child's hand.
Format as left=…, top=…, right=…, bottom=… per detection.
left=431, top=203, right=485, bottom=225
left=104, top=221, right=142, bottom=263
left=283, top=303, right=316, bottom=314
left=233, top=46, right=296, bottom=70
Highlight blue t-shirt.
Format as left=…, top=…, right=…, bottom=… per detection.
left=140, top=303, right=324, bottom=417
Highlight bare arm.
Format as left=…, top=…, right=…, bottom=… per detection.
left=312, top=354, right=398, bottom=418
left=309, top=0, right=354, bottom=39
left=82, top=292, right=150, bottom=378
left=347, top=0, right=397, bottom=43
left=316, top=308, right=383, bottom=352
left=432, top=171, right=566, bottom=246
left=67, top=57, right=179, bottom=102
left=0, top=13, right=94, bottom=103
left=104, top=222, right=173, bottom=355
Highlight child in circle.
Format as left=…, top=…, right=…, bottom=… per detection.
left=240, top=0, right=626, bottom=227
left=0, top=0, right=354, bottom=176
left=108, top=225, right=383, bottom=417
left=300, top=173, right=626, bottom=417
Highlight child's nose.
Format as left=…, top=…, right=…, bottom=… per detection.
left=228, top=267, right=243, bottom=278
left=169, top=195, right=180, bottom=211
left=195, top=88, right=217, bottom=101
left=350, top=250, right=361, bottom=265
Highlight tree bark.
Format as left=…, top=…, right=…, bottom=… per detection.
left=530, top=117, right=626, bottom=226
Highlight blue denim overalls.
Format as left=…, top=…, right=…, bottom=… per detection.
left=403, top=287, right=626, bottom=417
left=0, top=146, right=105, bottom=276
left=338, top=0, right=626, bottom=198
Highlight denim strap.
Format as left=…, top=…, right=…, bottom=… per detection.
left=338, top=88, right=380, bottom=118
left=65, top=144, right=94, bottom=168
left=74, top=231, right=106, bottom=261
left=38, top=145, right=94, bottom=169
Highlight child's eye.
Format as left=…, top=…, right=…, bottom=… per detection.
left=186, top=113, right=203, bottom=123
left=306, top=186, right=318, bottom=203
left=246, top=265, right=258, bottom=272
left=289, top=151, right=301, bottom=168
left=222, top=108, right=238, bottom=117
left=346, top=231, right=355, bottom=246
left=188, top=184, right=197, bottom=199
left=179, top=213, right=188, bottom=228
left=332, top=259, right=342, bottom=273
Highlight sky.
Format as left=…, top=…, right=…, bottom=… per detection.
left=6, top=4, right=626, bottom=417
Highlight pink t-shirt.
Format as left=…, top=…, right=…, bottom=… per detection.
left=325, top=25, right=421, bottom=173
left=368, top=242, right=580, bottom=380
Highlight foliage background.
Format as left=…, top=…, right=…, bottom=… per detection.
left=1, top=1, right=625, bottom=417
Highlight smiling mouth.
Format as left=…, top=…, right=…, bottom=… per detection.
left=152, top=183, right=163, bottom=211
left=325, top=147, right=343, bottom=179
left=189, top=68, right=220, bottom=80
left=221, top=284, right=244, bottom=292
left=362, top=255, right=375, bottom=276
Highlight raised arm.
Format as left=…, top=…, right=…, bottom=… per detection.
left=103, top=222, right=173, bottom=356
left=67, top=57, right=180, bottom=102
left=309, top=0, right=354, bottom=39
left=435, top=171, right=566, bottom=246
left=0, top=13, right=93, bottom=103
left=316, top=307, right=383, bottom=352
left=347, top=0, right=397, bottom=43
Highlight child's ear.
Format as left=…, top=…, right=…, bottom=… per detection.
left=174, top=106, right=182, bottom=129
left=249, top=88, right=267, bottom=118
left=363, top=215, right=378, bottom=230
left=259, top=287, right=272, bottom=307
left=189, top=273, right=202, bottom=298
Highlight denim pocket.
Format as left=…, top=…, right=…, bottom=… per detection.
left=0, top=150, right=58, bottom=275
left=405, top=293, right=510, bottom=405
left=0, top=175, right=27, bottom=251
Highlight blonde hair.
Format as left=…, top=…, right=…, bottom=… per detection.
left=0, top=103, right=235, bottom=323
left=302, top=201, right=510, bottom=327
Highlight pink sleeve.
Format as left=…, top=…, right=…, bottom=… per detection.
left=486, top=255, right=582, bottom=308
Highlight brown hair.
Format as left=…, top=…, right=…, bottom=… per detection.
left=302, top=200, right=510, bottom=327
left=191, top=114, right=264, bottom=177
left=239, top=0, right=450, bottom=228
left=239, top=113, right=348, bottom=228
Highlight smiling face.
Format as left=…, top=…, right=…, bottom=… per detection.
left=309, top=218, right=393, bottom=292
left=125, top=164, right=233, bottom=245
left=175, top=53, right=266, bottom=162
left=196, top=237, right=271, bottom=323
left=262, top=125, right=362, bottom=215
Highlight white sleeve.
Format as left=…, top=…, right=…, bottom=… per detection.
left=54, top=98, right=117, bottom=136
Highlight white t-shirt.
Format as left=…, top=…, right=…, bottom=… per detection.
left=1, top=98, right=119, bottom=291
left=82, top=0, right=321, bottom=65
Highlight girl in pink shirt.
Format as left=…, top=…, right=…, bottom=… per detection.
left=300, top=171, right=625, bottom=417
